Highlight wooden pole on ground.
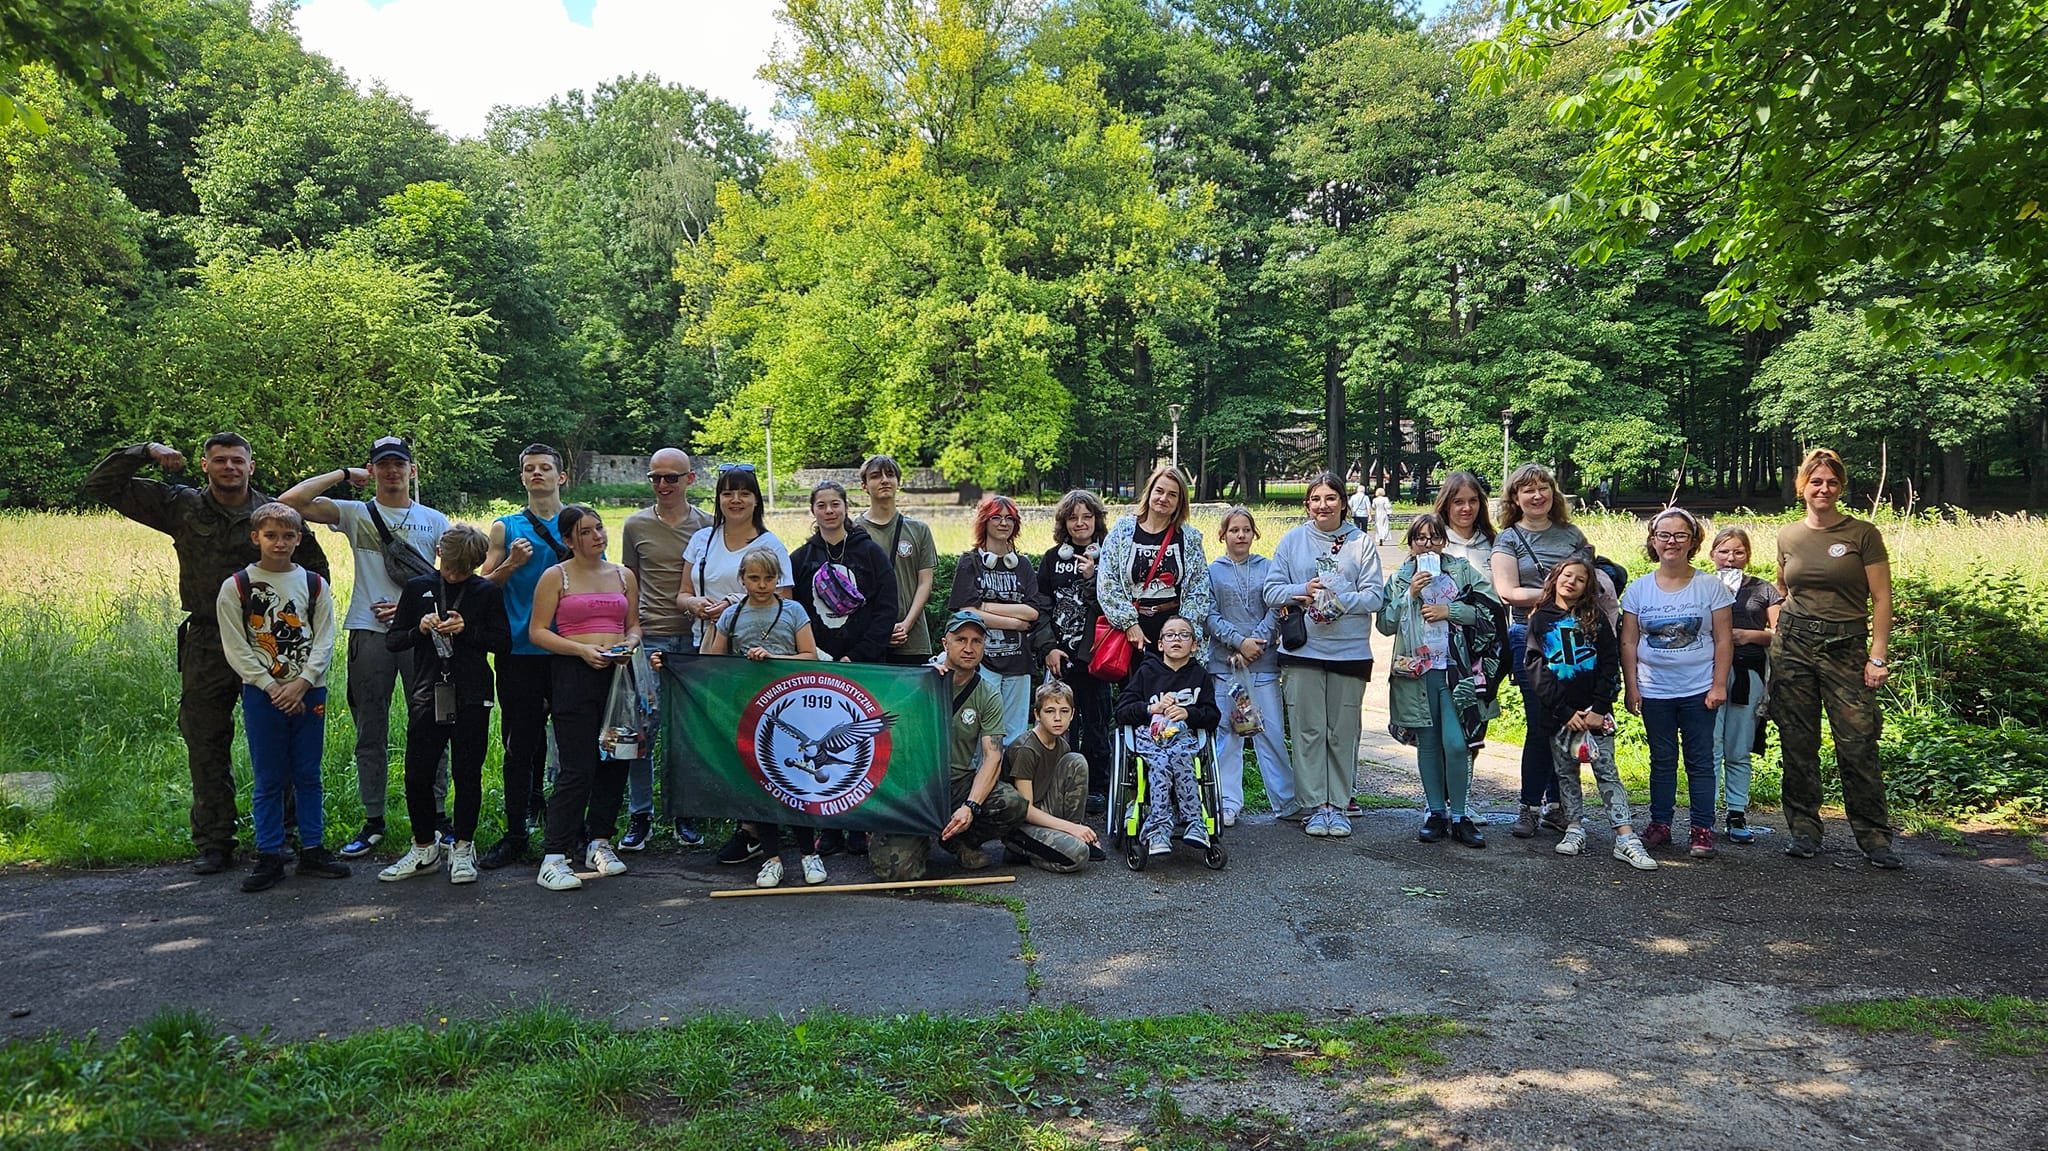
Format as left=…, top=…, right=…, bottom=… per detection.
left=709, top=875, right=1017, bottom=898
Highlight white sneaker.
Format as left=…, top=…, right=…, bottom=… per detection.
left=1325, top=811, right=1353, bottom=838
left=1221, top=808, right=1239, bottom=828
left=447, top=841, right=478, bottom=884
left=585, top=838, right=627, bottom=877
left=377, top=842, right=442, bottom=882
left=536, top=855, right=582, bottom=891
left=756, top=857, right=785, bottom=887
left=801, top=853, right=828, bottom=885
left=1555, top=825, right=1587, bottom=856
left=1304, top=809, right=1332, bottom=837
left=1613, top=835, right=1659, bottom=871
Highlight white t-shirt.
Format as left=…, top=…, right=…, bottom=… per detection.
left=1620, top=569, right=1734, bottom=699
left=330, top=499, right=451, bottom=632
left=1348, top=487, right=1371, bottom=517
left=683, top=526, right=793, bottom=645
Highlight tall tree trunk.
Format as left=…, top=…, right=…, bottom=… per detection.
left=1778, top=425, right=1797, bottom=504
left=1940, top=444, right=1969, bottom=508
left=2031, top=403, right=2048, bottom=508
left=1324, top=341, right=1344, bottom=477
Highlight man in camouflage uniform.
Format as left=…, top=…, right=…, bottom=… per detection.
left=870, top=610, right=1028, bottom=881
left=86, top=435, right=331, bottom=874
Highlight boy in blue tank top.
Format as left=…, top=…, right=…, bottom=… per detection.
left=478, top=443, right=572, bottom=868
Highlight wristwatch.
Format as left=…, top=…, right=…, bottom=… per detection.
left=963, top=798, right=984, bottom=815
left=1867, top=657, right=1888, bottom=668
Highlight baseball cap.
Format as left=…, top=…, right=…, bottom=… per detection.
left=368, top=436, right=413, bottom=463
left=944, top=609, right=988, bottom=635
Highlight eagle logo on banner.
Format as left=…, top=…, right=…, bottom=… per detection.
left=737, top=672, right=898, bottom=818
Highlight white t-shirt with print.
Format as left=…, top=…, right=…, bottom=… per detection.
left=1620, top=570, right=1734, bottom=699
left=330, top=499, right=451, bottom=632
left=683, top=526, right=793, bottom=645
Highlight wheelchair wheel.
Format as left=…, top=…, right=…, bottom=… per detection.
left=1126, top=840, right=1147, bottom=872
left=1203, top=843, right=1228, bottom=870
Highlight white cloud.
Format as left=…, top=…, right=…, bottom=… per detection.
left=293, top=0, right=786, bottom=139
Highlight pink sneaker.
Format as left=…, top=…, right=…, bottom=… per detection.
left=1641, top=822, right=1673, bottom=848
left=1689, top=826, right=1717, bottom=859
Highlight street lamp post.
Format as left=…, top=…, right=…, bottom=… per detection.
left=762, top=405, right=775, bottom=511
left=1168, top=403, right=1183, bottom=473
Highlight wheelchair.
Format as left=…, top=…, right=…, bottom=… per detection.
left=1105, top=725, right=1228, bottom=872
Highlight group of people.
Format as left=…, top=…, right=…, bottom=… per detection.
left=87, top=428, right=1904, bottom=895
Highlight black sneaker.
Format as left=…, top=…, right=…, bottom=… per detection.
left=296, top=845, right=352, bottom=879
left=1087, top=843, right=1107, bottom=863
left=479, top=836, right=528, bottom=870
left=814, top=829, right=847, bottom=856
left=241, top=853, right=288, bottom=892
left=715, top=829, right=765, bottom=865
left=1540, top=804, right=1571, bottom=834
left=1417, top=812, right=1449, bottom=843
left=674, top=818, right=704, bottom=847
left=1783, top=834, right=1820, bottom=859
left=192, top=848, right=234, bottom=875
left=338, top=820, right=385, bottom=859
left=1450, top=818, right=1487, bottom=849
left=1086, top=793, right=1107, bottom=816
left=619, top=813, right=653, bottom=852
left=844, top=830, right=868, bottom=856
left=1864, top=843, right=1904, bottom=870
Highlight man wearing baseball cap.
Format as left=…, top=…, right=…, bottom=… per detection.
left=280, top=436, right=453, bottom=858
left=869, top=610, right=1029, bottom=880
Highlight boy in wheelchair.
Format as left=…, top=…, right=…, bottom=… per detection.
left=1114, top=617, right=1222, bottom=854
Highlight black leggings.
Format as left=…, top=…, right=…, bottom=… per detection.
left=404, top=703, right=487, bottom=843
left=543, top=658, right=628, bottom=856
left=497, top=653, right=553, bottom=832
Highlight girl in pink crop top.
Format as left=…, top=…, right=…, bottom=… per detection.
left=528, top=506, right=642, bottom=664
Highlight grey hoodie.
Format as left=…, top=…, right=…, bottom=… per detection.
left=1262, top=519, right=1385, bottom=664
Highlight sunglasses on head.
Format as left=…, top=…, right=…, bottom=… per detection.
left=719, top=463, right=756, bottom=474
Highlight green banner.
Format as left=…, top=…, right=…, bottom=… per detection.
left=661, top=657, right=950, bottom=835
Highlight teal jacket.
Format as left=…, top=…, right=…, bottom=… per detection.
left=1377, top=553, right=1501, bottom=729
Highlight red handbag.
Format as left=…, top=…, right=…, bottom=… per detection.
left=1089, top=617, right=1134, bottom=680
left=1088, top=531, right=1173, bottom=680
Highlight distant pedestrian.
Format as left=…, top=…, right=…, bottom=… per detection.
left=1371, top=487, right=1393, bottom=545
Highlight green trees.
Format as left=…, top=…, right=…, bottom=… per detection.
left=683, top=0, right=1215, bottom=489
left=1468, top=0, right=2048, bottom=382
left=137, top=248, right=499, bottom=490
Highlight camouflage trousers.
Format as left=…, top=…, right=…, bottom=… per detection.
left=1769, top=617, right=1890, bottom=850
left=178, top=619, right=291, bottom=855
left=1004, top=751, right=1092, bottom=873
left=869, top=779, right=1029, bottom=882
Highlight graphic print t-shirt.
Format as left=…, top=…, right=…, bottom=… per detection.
left=946, top=551, right=1038, bottom=678
left=1620, top=571, right=1734, bottom=698
left=331, top=500, right=450, bottom=632
left=1129, top=525, right=1185, bottom=613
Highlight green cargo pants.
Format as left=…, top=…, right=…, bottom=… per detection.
left=1769, top=617, right=1891, bottom=851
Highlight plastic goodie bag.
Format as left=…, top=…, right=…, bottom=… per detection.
left=599, top=646, right=658, bottom=760
left=1227, top=665, right=1264, bottom=735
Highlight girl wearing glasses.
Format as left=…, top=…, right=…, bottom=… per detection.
left=1379, top=513, right=1498, bottom=848
left=946, top=494, right=1040, bottom=738
left=1619, top=508, right=1734, bottom=860
left=1098, top=463, right=1213, bottom=655
left=1263, top=471, right=1385, bottom=838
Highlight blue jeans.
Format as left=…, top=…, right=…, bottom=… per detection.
left=242, top=684, right=328, bottom=854
left=1507, top=621, right=1560, bottom=807
left=628, top=634, right=693, bottom=817
left=995, top=673, right=1032, bottom=744
left=1643, top=691, right=1718, bottom=829
left=1714, top=667, right=1765, bottom=813
left=1412, top=669, right=1472, bottom=816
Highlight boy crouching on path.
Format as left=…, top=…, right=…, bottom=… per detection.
left=216, top=502, right=349, bottom=892
left=1001, top=680, right=1103, bottom=871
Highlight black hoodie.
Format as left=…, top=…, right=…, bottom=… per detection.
left=1522, top=602, right=1620, bottom=738
left=1114, top=652, right=1222, bottom=731
left=790, top=529, right=899, bottom=662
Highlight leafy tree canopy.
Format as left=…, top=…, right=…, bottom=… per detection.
left=1466, top=0, right=2048, bottom=380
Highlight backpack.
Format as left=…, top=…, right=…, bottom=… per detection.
left=231, top=567, right=326, bottom=643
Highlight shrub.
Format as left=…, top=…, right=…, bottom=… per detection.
left=1886, top=573, right=2048, bottom=727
